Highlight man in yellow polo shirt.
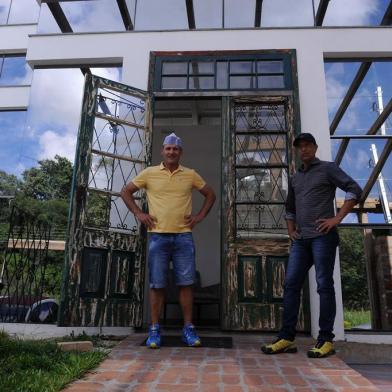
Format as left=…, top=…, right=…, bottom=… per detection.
left=121, top=132, right=216, bottom=348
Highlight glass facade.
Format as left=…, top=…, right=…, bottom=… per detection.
left=0, top=0, right=39, bottom=25
left=35, top=0, right=390, bottom=34
left=0, top=55, right=32, bottom=86
left=0, top=110, right=28, bottom=175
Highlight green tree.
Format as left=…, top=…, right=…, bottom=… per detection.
left=0, top=171, right=22, bottom=240
left=338, top=228, right=369, bottom=310
left=21, top=155, right=73, bottom=201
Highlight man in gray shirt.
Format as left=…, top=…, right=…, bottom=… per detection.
left=262, top=133, right=362, bottom=358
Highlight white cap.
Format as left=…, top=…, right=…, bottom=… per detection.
left=163, top=132, right=182, bottom=147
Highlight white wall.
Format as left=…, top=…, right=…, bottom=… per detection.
left=0, top=24, right=36, bottom=53
left=0, top=86, right=30, bottom=110
left=0, top=24, right=36, bottom=110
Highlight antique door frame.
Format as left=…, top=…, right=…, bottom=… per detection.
left=148, top=50, right=306, bottom=330
left=221, top=95, right=310, bottom=331
left=59, top=74, right=152, bottom=327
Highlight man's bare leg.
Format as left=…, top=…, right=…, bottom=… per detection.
left=179, top=285, right=193, bottom=325
left=150, top=288, right=165, bottom=324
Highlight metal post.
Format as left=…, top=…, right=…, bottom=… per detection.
left=370, top=144, right=392, bottom=223
left=371, top=86, right=392, bottom=224
left=376, top=86, right=387, bottom=135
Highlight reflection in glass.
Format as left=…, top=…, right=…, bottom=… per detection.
left=134, top=0, right=188, bottom=30
left=217, top=61, right=228, bottom=89
left=0, top=0, right=11, bottom=24
left=236, top=134, right=287, bottom=166
left=257, top=61, right=284, bottom=74
left=0, top=55, right=32, bottom=86
left=8, top=0, right=39, bottom=24
left=0, top=0, right=39, bottom=24
left=230, top=76, right=254, bottom=89
left=234, top=105, right=286, bottom=132
left=37, top=4, right=61, bottom=33
left=193, top=0, right=222, bottom=28
left=0, top=111, right=27, bottom=175
left=230, top=61, right=254, bottom=74
left=189, top=76, right=214, bottom=89
left=189, top=61, right=214, bottom=74
left=161, top=76, right=187, bottom=89
left=258, top=75, right=285, bottom=89
left=236, top=168, right=288, bottom=203
left=61, top=0, right=124, bottom=32
left=236, top=204, right=287, bottom=236
left=261, top=0, right=314, bottom=27
left=162, top=62, right=188, bottom=75
left=225, top=0, right=255, bottom=28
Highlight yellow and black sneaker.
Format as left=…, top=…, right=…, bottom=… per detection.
left=307, top=340, right=335, bottom=358
left=261, top=338, right=297, bottom=354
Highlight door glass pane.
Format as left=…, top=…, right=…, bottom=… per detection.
left=236, top=168, right=288, bottom=203
left=230, top=76, right=254, bottom=89
left=236, top=204, right=287, bottom=237
left=162, top=62, right=188, bottom=75
left=236, top=134, right=287, bottom=166
left=257, top=61, right=284, bottom=73
left=0, top=56, right=32, bottom=86
left=258, top=75, right=285, bottom=89
left=230, top=61, right=254, bottom=74
left=161, top=76, right=187, bottom=89
left=7, top=0, right=39, bottom=24
left=189, top=61, right=214, bottom=74
left=217, top=61, right=228, bottom=89
left=189, top=76, right=214, bottom=89
left=96, top=87, right=146, bottom=126
left=234, top=104, right=286, bottom=132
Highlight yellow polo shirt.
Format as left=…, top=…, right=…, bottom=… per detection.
left=131, top=163, right=206, bottom=233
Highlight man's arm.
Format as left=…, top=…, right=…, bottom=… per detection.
left=316, top=199, right=357, bottom=233
left=316, top=163, right=363, bottom=233
left=185, top=184, right=216, bottom=229
left=120, top=182, right=156, bottom=229
left=285, top=178, right=299, bottom=240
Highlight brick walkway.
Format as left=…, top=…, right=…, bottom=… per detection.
left=63, top=333, right=380, bottom=392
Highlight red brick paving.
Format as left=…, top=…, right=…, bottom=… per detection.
left=62, top=333, right=382, bottom=391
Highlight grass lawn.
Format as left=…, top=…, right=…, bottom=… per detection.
left=0, top=331, right=108, bottom=392
left=344, top=309, right=371, bottom=329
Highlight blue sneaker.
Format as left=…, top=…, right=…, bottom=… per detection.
left=182, top=324, right=201, bottom=347
left=146, top=323, right=161, bottom=349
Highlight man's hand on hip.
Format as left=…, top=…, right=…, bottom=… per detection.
left=136, top=212, right=157, bottom=229
left=185, top=214, right=203, bottom=229
left=288, top=228, right=300, bottom=241
left=316, top=217, right=341, bottom=233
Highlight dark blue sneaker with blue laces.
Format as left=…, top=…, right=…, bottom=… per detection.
left=182, top=324, right=201, bottom=347
left=146, top=323, right=161, bottom=349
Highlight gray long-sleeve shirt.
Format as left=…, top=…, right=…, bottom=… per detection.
left=285, top=158, right=362, bottom=239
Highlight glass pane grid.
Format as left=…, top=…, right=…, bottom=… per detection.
left=159, top=57, right=287, bottom=91
left=234, top=102, right=289, bottom=238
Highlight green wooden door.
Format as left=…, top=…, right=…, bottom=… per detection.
left=221, top=96, right=310, bottom=331
left=59, top=74, right=152, bottom=327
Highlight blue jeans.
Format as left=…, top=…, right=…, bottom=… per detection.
left=148, top=233, right=196, bottom=288
left=279, top=230, right=339, bottom=342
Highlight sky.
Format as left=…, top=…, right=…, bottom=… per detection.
left=0, top=0, right=391, bottom=221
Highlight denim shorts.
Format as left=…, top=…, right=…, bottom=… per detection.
left=148, top=232, right=196, bottom=289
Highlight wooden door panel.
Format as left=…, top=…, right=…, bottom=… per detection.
left=222, top=96, right=310, bottom=331
left=59, top=75, right=151, bottom=327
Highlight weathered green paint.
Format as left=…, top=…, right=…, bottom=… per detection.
left=59, top=74, right=151, bottom=327
left=221, top=95, right=309, bottom=331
